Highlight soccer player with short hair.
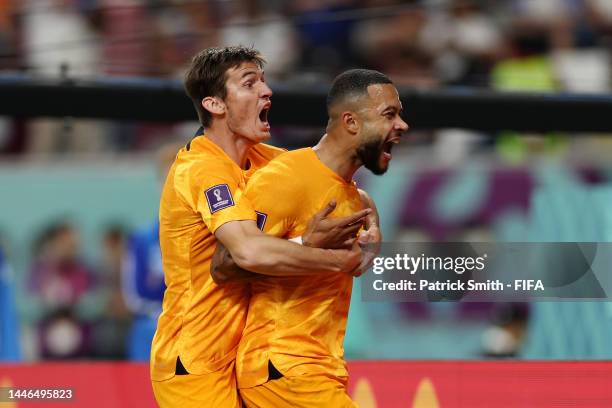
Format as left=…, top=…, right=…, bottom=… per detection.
left=150, top=47, right=371, bottom=408
left=212, top=69, right=408, bottom=407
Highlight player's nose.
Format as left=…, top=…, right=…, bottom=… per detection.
left=261, top=82, right=273, bottom=99
left=396, top=116, right=409, bottom=133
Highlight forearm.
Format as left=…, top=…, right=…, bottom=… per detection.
left=359, top=188, right=380, bottom=229
left=211, top=243, right=257, bottom=284
left=231, top=234, right=348, bottom=277
left=356, top=189, right=382, bottom=275
left=215, top=220, right=359, bottom=278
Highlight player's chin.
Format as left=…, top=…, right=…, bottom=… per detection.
left=255, top=130, right=271, bottom=143
left=247, top=129, right=271, bottom=144
left=366, top=158, right=389, bottom=175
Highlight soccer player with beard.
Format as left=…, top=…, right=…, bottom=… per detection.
left=212, top=69, right=408, bottom=407
left=150, top=47, right=373, bottom=408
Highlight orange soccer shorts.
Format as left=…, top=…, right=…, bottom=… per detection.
left=152, top=360, right=241, bottom=408
left=240, top=374, right=357, bottom=408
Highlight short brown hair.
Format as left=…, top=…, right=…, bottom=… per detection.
left=184, top=46, right=266, bottom=127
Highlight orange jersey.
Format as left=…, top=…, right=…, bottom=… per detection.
left=151, top=135, right=285, bottom=381
left=236, top=148, right=364, bottom=388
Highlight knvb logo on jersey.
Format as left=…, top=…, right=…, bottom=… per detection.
left=205, top=184, right=235, bottom=213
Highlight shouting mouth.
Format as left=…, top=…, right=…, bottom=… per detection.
left=258, top=103, right=271, bottom=130
left=382, top=137, right=400, bottom=161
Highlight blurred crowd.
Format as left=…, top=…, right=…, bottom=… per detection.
left=0, top=143, right=180, bottom=361
left=1, top=0, right=612, bottom=154
left=0, top=219, right=165, bottom=361
left=0, top=0, right=611, bottom=86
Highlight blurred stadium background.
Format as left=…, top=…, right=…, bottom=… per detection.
left=1, top=0, right=612, bottom=406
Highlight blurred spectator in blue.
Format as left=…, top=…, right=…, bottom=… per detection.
left=0, top=234, right=20, bottom=361
left=121, top=142, right=179, bottom=361
left=291, top=0, right=360, bottom=75
left=122, top=221, right=164, bottom=361
left=29, top=222, right=98, bottom=359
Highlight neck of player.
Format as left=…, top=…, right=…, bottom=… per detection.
left=313, top=133, right=360, bottom=183
left=205, top=125, right=254, bottom=170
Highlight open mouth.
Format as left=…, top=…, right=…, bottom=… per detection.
left=382, top=138, right=399, bottom=161
left=258, top=105, right=270, bottom=129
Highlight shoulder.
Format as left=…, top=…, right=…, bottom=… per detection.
left=251, top=148, right=310, bottom=180
left=251, top=143, right=287, bottom=161
left=174, top=149, right=238, bottom=186
left=267, top=148, right=311, bottom=167
left=245, top=150, right=313, bottom=209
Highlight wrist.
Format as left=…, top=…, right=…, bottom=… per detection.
left=329, top=248, right=354, bottom=273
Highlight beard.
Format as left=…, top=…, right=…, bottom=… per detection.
left=356, top=138, right=387, bottom=175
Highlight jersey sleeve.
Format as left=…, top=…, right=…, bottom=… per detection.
left=175, top=160, right=256, bottom=233
left=243, top=160, right=304, bottom=238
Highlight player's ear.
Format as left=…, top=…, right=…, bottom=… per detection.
left=202, top=96, right=225, bottom=116
left=341, top=111, right=359, bottom=135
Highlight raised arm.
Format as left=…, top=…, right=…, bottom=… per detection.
left=356, top=188, right=381, bottom=275
left=357, top=188, right=381, bottom=243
